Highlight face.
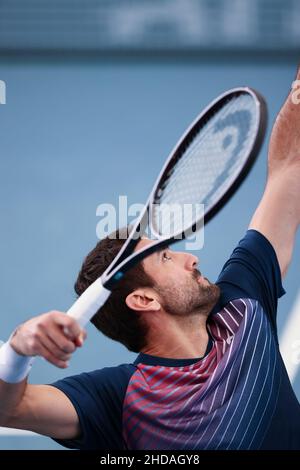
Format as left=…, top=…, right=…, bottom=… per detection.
left=136, top=239, right=220, bottom=317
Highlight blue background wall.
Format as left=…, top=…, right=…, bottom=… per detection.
left=0, top=58, right=299, bottom=448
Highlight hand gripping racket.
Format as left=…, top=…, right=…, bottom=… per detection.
left=67, top=87, right=267, bottom=327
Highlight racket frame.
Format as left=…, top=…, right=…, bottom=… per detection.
left=103, top=86, right=267, bottom=290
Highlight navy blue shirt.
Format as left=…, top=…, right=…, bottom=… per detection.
left=51, top=230, right=300, bottom=450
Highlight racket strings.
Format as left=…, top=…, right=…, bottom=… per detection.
left=162, top=96, right=254, bottom=199
left=152, top=94, right=258, bottom=237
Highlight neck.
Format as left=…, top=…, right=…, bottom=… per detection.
left=140, top=310, right=210, bottom=359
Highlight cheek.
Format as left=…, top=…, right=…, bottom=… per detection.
left=147, top=267, right=177, bottom=288
left=145, top=261, right=188, bottom=287
left=163, top=268, right=188, bottom=287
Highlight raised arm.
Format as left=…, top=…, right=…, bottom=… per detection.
left=249, top=66, right=300, bottom=277
left=0, top=311, right=85, bottom=439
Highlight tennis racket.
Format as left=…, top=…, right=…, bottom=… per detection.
left=67, top=87, right=267, bottom=328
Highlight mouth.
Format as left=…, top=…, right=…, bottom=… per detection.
left=193, top=269, right=209, bottom=285
left=193, top=269, right=203, bottom=283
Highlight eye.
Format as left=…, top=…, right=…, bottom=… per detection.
left=162, top=251, right=172, bottom=261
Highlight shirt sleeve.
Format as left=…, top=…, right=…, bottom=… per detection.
left=49, top=364, right=135, bottom=450
left=211, top=229, right=285, bottom=333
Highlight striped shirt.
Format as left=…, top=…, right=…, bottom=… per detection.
left=51, top=230, right=300, bottom=450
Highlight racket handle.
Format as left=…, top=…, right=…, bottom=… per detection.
left=66, top=278, right=111, bottom=328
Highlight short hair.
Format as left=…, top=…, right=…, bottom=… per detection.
left=74, top=228, right=154, bottom=353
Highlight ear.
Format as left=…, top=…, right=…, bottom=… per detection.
left=125, top=288, right=161, bottom=312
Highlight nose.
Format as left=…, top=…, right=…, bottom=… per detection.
left=187, top=253, right=199, bottom=271
left=183, top=252, right=199, bottom=271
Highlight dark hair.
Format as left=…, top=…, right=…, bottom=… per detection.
left=74, top=228, right=154, bottom=353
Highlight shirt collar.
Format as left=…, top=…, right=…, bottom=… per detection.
left=133, top=336, right=213, bottom=367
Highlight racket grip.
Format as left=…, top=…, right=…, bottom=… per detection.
left=66, top=278, right=111, bottom=328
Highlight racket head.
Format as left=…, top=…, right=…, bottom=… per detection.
left=103, top=87, right=267, bottom=289
left=150, top=87, right=267, bottom=238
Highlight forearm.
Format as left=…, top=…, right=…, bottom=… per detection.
left=249, top=65, right=300, bottom=278
left=0, top=331, right=34, bottom=427
left=0, top=378, right=27, bottom=427
left=0, top=312, right=85, bottom=436
left=253, top=166, right=300, bottom=228
left=249, top=166, right=300, bottom=277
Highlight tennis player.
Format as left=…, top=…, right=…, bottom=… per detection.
left=1, top=71, right=300, bottom=450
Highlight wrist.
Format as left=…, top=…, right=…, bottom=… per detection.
left=0, top=336, right=35, bottom=384
left=9, top=326, right=26, bottom=356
